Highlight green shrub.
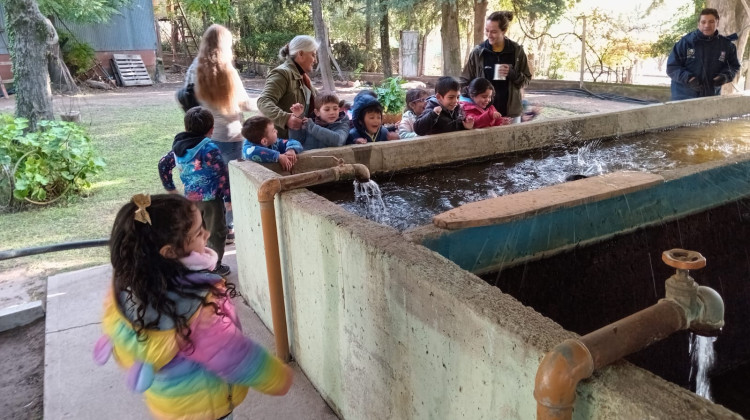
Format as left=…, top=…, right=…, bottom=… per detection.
left=59, top=32, right=96, bottom=76
left=375, top=76, right=406, bottom=115
left=238, top=32, right=298, bottom=65
left=0, top=115, right=105, bottom=207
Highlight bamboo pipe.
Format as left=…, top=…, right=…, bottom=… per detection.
left=257, top=164, right=370, bottom=362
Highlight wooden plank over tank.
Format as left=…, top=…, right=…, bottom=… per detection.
left=433, top=171, right=664, bottom=230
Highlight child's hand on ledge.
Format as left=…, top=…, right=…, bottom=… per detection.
left=492, top=111, right=502, bottom=120
left=386, top=131, right=400, bottom=140
left=278, top=153, right=293, bottom=171
left=354, top=138, right=367, bottom=144
left=284, top=150, right=298, bottom=166
left=463, top=116, right=475, bottom=129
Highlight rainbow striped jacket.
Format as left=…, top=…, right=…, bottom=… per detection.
left=93, top=274, right=292, bottom=420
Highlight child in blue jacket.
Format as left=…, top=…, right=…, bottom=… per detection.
left=241, top=115, right=303, bottom=172
left=300, top=92, right=350, bottom=149
left=158, top=106, right=231, bottom=276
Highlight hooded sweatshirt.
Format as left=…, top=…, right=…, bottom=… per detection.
left=94, top=268, right=293, bottom=420
left=346, top=93, right=390, bottom=144
left=666, top=29, right=740, bottom=100
left=414, top=95, right=466, bottom=136
left=158, top=132, right=231, bottom=202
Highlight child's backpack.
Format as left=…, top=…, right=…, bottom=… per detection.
left=176, top=83, right=200, bottom=112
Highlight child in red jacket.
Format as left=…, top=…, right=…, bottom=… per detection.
left=460, top=78, right=511, bottom=128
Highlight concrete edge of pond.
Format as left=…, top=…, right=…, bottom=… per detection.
left=265, top=94, right=750, bottom=178
left=432, top=171, right=664, bottom=230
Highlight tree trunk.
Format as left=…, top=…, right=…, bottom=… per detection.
left=47, top=41, right=79, bottom=94
left=473, top=0, right=487, bottom=46
left=6, top=0, right=55, bottom=130
left=365, top=0, right=372, bottom=70
left=707, top=0, right=750, bottom=94
left=379, top=1, right=392, bottom=78
left=441, top=0, right=462, bottom=76
left=312, top=0, right=335, bottom=91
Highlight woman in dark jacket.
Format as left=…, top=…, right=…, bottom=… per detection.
left=460, top=11, right=531, bottom=120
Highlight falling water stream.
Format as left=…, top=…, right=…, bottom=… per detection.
left=690, top=333, right=717, bottom=400
left=353, top=179, right=386, bottom=222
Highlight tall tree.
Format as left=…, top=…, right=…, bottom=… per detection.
left=707, top=0, right=750, bottom=91
left=5, top=0, right=56, bottom=130
left=473, top=0, right=487, bottom=46
left=379, top=0, right=392, bottom=77
left=441, top=0, right=461, bottom=76
left=312, top=0, right=335, bottom=91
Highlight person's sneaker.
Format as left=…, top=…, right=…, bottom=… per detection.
left=226, top=231, right=235, bottom=245
left=212, top=263, right=231, bottom=277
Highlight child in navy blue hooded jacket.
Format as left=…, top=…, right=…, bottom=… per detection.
left=347, top=90, right=392, bottom=144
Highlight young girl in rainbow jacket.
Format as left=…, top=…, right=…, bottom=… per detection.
left=93, top=194, right=293, bottom=420
left=460, top=77, right=511, bottom=128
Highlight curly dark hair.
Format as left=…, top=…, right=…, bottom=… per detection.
left=110, top=194, right=237, bottom=349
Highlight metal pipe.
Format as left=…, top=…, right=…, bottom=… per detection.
left=534, top=249, right=724, bottom=420
left=257, top=163, right=370, bottom=362
left=0, top=239, right=109, bottom=261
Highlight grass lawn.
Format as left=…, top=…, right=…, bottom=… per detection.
left=0, top=102, right=185, bottom=274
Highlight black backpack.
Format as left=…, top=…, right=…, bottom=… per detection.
left=176, top=83, right=200, bottom=112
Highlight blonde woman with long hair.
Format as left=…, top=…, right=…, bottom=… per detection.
left=188, top=24, right=250, bottom=245
left=192, top=24, right=251, bottom=162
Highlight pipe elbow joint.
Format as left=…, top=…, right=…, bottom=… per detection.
left=351, top=163, right=370, bottom=183
left=534, top=339, right=594, bottom=416
left=690, top=286, right=724, bottom=336
left=258, top=178, right=282, bottom=202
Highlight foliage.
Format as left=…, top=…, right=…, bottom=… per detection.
left=38, top=0, right=134, bottom=24
left=353, top=63, right=364, bottom=80
left=0, top=115, right=104, bottom=206
left=648, top=0, right=704, bottom=58
left=233, top=0, right=313, bottom=65
left=332, top=41, right=379, bottom=72
left=182, top=0, right=233, bottom=25
left=58, top=32, right=95, bottom=76
left=375, top=76, right=406, bottom=114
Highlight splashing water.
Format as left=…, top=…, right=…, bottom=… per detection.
left=689, top=332, right=717, bottom=400
left=354, top=179, right=387, bottom=223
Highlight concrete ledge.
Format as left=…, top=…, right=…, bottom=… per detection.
left=433, top=171, right=664, bottom=229
left=0, top=300, right=45, bottom=332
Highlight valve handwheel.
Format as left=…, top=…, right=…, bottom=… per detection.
left=662, top=248, right=706, bottom=270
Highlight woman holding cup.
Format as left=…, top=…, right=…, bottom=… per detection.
left=460, top=11, right=531, bottom=122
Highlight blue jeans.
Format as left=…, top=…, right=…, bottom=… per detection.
left=213, top=141, right=241, bottom=230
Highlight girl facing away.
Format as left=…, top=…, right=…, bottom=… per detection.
left=94, top=194, right=293, bottom=420
left=398, top=88, right=429, bottom=139
left=460, top=77, right=511, bottom=128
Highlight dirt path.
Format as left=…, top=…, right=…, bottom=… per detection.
left=0, top=77, right=647, bottom=418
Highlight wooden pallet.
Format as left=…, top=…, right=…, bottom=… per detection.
left=111, top=54, right=153, bottom=87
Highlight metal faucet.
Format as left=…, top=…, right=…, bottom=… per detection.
left=661, top=249, right=724, bottom=336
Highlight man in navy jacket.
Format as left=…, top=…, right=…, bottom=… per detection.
left=666, top=8, right=740, bottom=100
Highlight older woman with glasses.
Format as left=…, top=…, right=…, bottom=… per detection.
left=258, top=35, right=320, bottom=140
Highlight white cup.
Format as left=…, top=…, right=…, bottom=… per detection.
left=494, top=64, right=507, bottom=81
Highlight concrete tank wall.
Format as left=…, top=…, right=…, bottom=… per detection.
left=230, top=161, right=741, bottom=419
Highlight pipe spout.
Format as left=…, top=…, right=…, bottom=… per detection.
left=690, top=285, right=725, bottom=336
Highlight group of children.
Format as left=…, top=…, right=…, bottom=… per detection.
left=100, top=75, right=541, bottom=420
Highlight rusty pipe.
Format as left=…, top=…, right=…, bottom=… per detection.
left=534, top=249, right=723, bottom=420
left=534, top=300, right=685, bottom=419
left=257, top=163, right=370, bottom=362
